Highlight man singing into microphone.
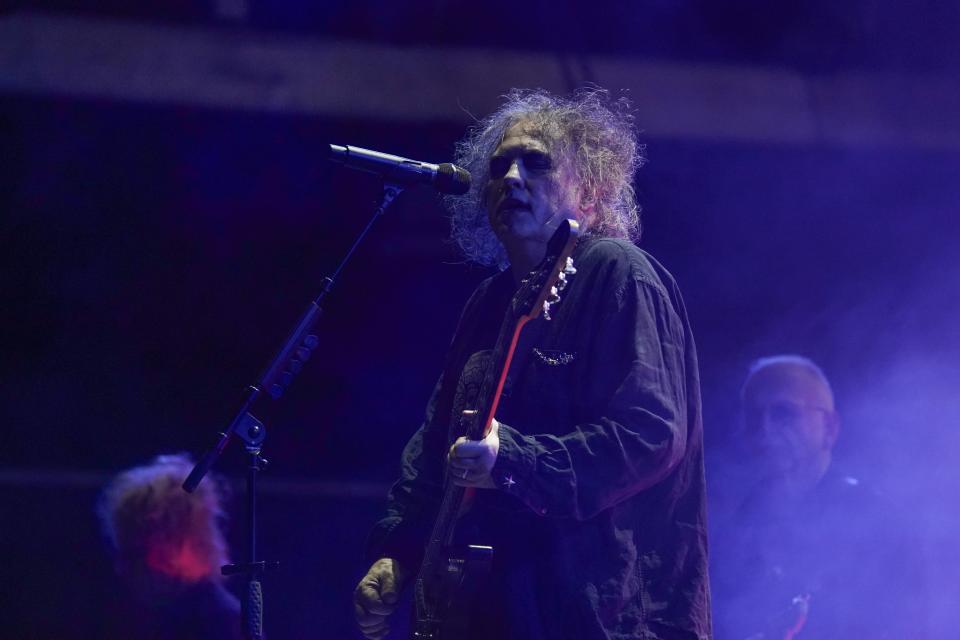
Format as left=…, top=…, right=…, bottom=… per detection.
left=353, top=88, right=711, bottom=640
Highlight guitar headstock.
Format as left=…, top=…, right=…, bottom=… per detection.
left=512, top=219, right=580, bottom=322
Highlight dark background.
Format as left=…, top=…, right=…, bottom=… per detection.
left=2, top=2, right=959, bottom=638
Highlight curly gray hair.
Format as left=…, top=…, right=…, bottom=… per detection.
left=445, top=87, right=645, bottom=268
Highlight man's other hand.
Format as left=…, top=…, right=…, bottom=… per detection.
left=354, top=557, right=404, bottom=640
left=448, top=415, right=500, bottom=488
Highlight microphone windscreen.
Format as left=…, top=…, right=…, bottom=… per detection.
left=436, top=163, right=472, bottom=195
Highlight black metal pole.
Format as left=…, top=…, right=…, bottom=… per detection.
left=183, top=183, right=406, bottom=639
left=242, top=446, right=264, bottom=640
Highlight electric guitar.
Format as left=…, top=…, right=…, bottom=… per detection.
left=409, top=219, right=580, bottom=639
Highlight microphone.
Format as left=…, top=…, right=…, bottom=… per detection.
left=329, top=144, right=471, bottom=195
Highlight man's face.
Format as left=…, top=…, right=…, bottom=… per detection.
left=741, top=364, right=839, bottom=489
left=484, top=120, right=585, bottom=254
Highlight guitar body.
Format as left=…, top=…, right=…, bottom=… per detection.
left=409, top=219, right=580, bottom=639
left=411, top=545, right=493, bottom=639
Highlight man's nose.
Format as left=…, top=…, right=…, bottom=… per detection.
left=745, top=408, right=777, bottom=437
left=503, top=159, right=523, bottom=185
left=759, top=413, right=778, bottom=437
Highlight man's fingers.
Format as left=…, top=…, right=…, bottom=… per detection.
left=356, top=581, right=396, bottom=616
left=363, top=627, right=390, bottom=640
left=379, top=566, right=399, bottom=604
left=356, top=580, right=380, bottom=603
left=354, top=559, right=403, bottom=638
left=449, top=457, right=480, bottom=471
left=358, top=616, right=389, bottom=632
left=449, top=437, right=474, bottom=460
left=354, top=601, right=369, bottom=621
left=362, top=600, right=395, bottom=617
left=448, top=430, right=497, bottom=488
left=354, top=600, right=388, bottom=625
left=360, top=622, right=390, bottom=640
left=451, top=440, right=486, bottom=459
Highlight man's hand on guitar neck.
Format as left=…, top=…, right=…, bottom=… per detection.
left=354, top=557, right=405, bottom=640
left=448, top=415, right=501, bottom=489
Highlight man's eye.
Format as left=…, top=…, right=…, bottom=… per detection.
left=524, top=153, right=552, bottom=172
left=489, top=157, right=509, bottom=178
left=767, top=402, right=804, bottom=424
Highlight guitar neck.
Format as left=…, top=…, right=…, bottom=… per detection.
left=412, top=219, right=580, bottom=631
left=466, top=317, right=530, bottom=440
left=417, top=299, right=528, bottom=575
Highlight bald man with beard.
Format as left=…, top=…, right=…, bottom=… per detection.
left=740, top=356, right=839, bottom=503
left=710, top=355, right=925, bottom=640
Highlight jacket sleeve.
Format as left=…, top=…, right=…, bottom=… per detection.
left=490, top=267, right=690, bottom=521
left=364, top=374, right=447, bottom=568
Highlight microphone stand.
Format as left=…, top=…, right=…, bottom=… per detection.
left=183, top=183, right=404, bottom=640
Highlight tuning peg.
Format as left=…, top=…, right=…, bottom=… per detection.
left=557, top=273, right=568, bottom=291
left=547, top=286, right=561, bottom=304
left=543, top=300, right=553, bottom=321
left=563, top=257, right=577, bottom=275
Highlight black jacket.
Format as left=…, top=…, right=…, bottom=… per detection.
left=368, top=237, right=712, bottom=639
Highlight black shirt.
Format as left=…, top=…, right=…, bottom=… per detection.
left=711, top=469, right=925, bottom=639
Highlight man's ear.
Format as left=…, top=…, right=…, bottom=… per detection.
left=578, top=193, right=597, bottom=226
left=824, top=411, right=841, bottom=450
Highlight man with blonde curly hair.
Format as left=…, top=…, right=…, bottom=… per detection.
left=355, top=88, right=710, bottom=639
left=98, top=453, right=242, bottom=639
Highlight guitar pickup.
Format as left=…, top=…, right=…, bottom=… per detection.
left=444, top=545, right=494, bottom=577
